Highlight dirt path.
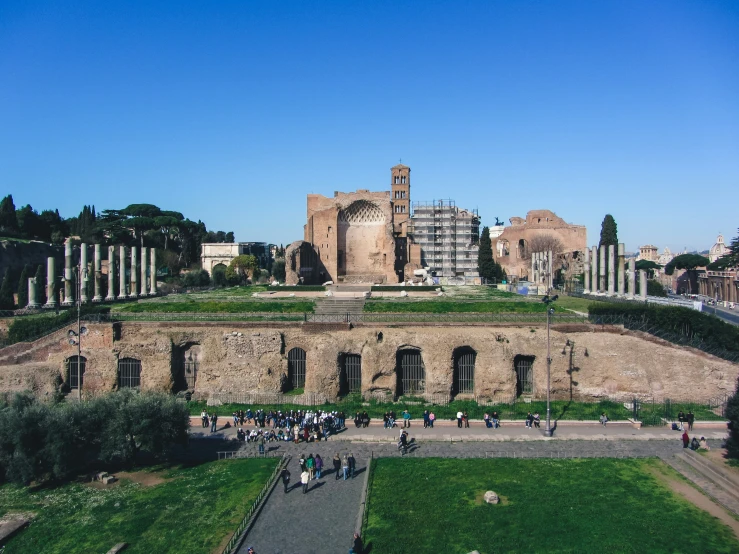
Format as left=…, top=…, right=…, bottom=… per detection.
left=648, top=463, right=739, bottom=540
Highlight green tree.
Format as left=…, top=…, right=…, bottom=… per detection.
left=272, top=258, right=286, bottom=282
left=599, top=214, right=618, bottom=247
left=0, top=268, right=15, bottom=309
left=664, top=253, right=710, bottom=294
left=16, top=265, right=30, bottom=308
left=212, top=267, right=228, bottom=287
left=34, top=264, right=47, bottom=305
left=0, top=194, right=18, bottom=233
left=727, top=377, right=739, bottom=459
left=635, top=260, right=661, bottom=279
left=229, top=254, right=259, bottom=282
left=478, top=227, right=505, bottom=283
left=16, top=204, right=42, bottom=239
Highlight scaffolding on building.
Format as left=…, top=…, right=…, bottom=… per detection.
left=408, top=200, right=480, bottom=278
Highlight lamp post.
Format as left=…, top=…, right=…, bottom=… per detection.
left=67, top=251, right=89, bottom=400
left=542, top=294, right=558, bottom=437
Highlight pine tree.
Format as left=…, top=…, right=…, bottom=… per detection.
left=0, top=194, right=18, bottom=232
left=34, top=264, right=47, bottom=305
left=16, top=265, right=30, bottom=308
left=0, top=268, right=15, bottom=309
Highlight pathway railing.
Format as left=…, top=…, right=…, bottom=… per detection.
left=220, top=453, right=290, bottom=554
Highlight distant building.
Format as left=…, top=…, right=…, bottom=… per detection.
left=709, top=234, right=729, bottom=263
left=408, top=200, right=480, bottom=278
left=637, top=245, right=659, bottom=262
left=201, top=242, right=271, bottom=274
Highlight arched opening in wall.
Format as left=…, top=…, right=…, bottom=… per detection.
left=285, top=347, right=306, bottom=392
left=514, top=355, right=535, bottom=397
left=65, top=355, right=86, bottom=390
left=339, top=353, right=362, bottom=396
left=497, top=239, right=510, bottom=257
left=396, top=348, right=425, bottom=396
left=212, top=263, right=227, bottom=273
left=517, top=239, right=528, bottom=259
left=452, top=347, right=475, bottom=396
left=118, top=357, right=142, bottom=389
left=172, top=343, right=200, bottom=393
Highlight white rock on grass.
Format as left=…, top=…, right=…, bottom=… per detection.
left=483, top=491, right=499, bottom=504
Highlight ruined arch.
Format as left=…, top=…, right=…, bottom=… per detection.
left=285, top=347, right=306, bottom=391
left=396, top=347, right=425, bottom=396
left=337, top=200, right=387, bottom=278
left=338, top=352, right=362, bottom=396
left=65, top=355, right=86, bottom=390
left=452, top=346, right=476, bottom=396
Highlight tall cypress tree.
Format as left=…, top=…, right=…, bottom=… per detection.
left=599, top=214, right=618, bottom=246
left=0, top=268, right=15, bottom=309
left=16, top=264, right=30, bottom=308
left=34, top=264, right=47, bottom=305
left=478, top=227, right=505, bottom=282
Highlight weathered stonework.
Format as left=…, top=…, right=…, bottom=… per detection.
left=1, top=321, right=736, bottom=404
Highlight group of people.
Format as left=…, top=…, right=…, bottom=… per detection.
left=682, top=430, right=711, bottom=451
left=677, top=410, right=696, bottom=431
left=525, top=412, right=541, bottom=429
left=280, top=452, right=359, bottom=495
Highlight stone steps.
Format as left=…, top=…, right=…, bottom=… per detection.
left=0, top=327, right=68, bottom=366
left=314, top=297, right=366, bottom=315
left=663, top=452, right=739, bottom=517
left=677, top=450, right=739, bottom=499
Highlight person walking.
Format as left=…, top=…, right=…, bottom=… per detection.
left=350, top=532, right=364, bottom=554
left=281, top=467, right=291, bottom=493
left=423, top=410, right=430, bottom=429
left=463, top=411, right=470, bottom=428
left=342, top=454, right=349, bottom=480
left=403, top=409, right=411, bottom=428
left=456, top=410, right=463, bottom=428
left=301, top=469, right=310, bottom=494
left=348, top=452, right=356, bottom=479
left=306, top=454, right=315, bottom=480
left=257, top=432, right=265, bottom=456
left=333, top=453, right=342, bottom=480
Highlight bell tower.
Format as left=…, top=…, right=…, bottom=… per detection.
left=391, top=163, right=411, bottom=233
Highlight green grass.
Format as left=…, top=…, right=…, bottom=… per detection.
left=363, top=458, right=739, bottom=553
left=112, top=300, right=314, bottom=313
left=0, top=458, right=278, bottom=554
left=554, top=295, right=610, bottom=313
left=363, top=300, right=557, bottom=313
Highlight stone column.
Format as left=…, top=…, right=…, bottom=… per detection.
left=617, top=243, right=625, bottom=296
left=106, top=246, right=117, bottom=301
left=639, top=269, right=647, bottom=300
left=548, top=250, right=553, bottom=289
left=628, top=257, right=636, bottom=298
left=598, top=246, right=606, bottom=293
left=93, top=244, right=103, bottom=302
left=591, top=246, right=598, bottom=293
left=141, top=247, right=148, bottom=297
left=63, top=239, right=74, bottom=306
left=44, top=257, right=57, bottom=309
left=130, top=246, right=138, bottom=298
left=119, top=245, right=127, bottom=299
left=583, top=248, right=590, bottom=293
left=607, top=245, right=615, bottom=296
left=531, top=253, right=536, bottom=283
left=149, top=248, right=157, bottom=295
left=80, top=243, right=89, bottom=303
left=28, top=277, right=39, bottom=309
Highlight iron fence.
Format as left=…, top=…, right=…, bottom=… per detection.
left=305, top=312, right=589, bottom=324
left=220, top=453, right=289, bottom=554
left=195, top=391, right=331, bottom=406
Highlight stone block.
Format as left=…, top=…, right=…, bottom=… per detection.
left=484, top=490, right=500, bottom=504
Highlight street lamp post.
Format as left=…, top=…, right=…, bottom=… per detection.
left=67, top=249, right=89, bottom=401
left=542, top=294, right=558, bottom=437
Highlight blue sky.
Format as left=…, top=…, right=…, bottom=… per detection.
left=1, top=1, right=737, bottom=253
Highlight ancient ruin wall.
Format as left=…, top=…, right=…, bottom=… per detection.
left=1, top=322, right=736, bottom=403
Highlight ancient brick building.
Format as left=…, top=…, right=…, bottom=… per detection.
left=285, top=164, right=420, bottom=284
left=492, top=210, right=587, bottom=281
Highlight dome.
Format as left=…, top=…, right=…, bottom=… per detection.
left=709, top=234, right=727, bottom=263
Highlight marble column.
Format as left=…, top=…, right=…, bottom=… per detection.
left=548, top=250, right=553, bottom=289
left=149, top=248, right=157, bottom=295
left=106, top=246, right=117, bottom=301
left=27, top=277, right=39, bottom=309
left=607, top=245, right=615, bottom=296
left=598, top=246, right=606, bottom=293
left=531, top=254, right=536, bottom=283
left=119, top=246, right=127, bottom=299
left=130, top=246, right=138, bottom=298
left=63, top=239, right=74, bottom=306
left=44, top=257, right=57, bottom=309
left=583, top=248, right=590, bottom=293
left=140, top=247, right=148, bottom=297
left=628, top=257, right=636, bottom=298
left=80, top=243, right=89, bottom=303
left=639, top=269, right=647, bottom=300
left=93, top=244, right=103, bottom=302
left=617, top=243, right=625, bottom=296
left=591, top=246, right=598, bottom=293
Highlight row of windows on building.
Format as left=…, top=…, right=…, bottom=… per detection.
left=65, top=356, right=142, bottom=390
left=393, top=204, right=408, bottom=214
left=393, top=190, right=407, bottom=199
left=285, top=347, right=536, bottom=397
left=393, top=176, right=407, bottom=184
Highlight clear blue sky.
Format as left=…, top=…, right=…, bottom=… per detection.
left=1, top=1, right=737, bottom=253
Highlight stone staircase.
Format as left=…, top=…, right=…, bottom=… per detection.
left=313, top=297, right=366, bottom=316
left=664, top=449, right=739, bottom=516
left=0, top=327, right=70, bottom=366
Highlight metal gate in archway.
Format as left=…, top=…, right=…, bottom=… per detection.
left=66, top=356, right=86, bottom=390
left=184, top=357, right=198, bottom=390
left=340, top=354, right=362, bottom=395
left=514, top=355, right=534, bottom=396
left=118, top=358, right=142, bottom=388
left=453, top=348, right=475, bottom=394
left=397, top=350, right=425, bottom=395
left=287, top=347, right=306, bottom=389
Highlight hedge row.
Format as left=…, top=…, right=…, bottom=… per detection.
left=588, top=303, right=739, bottom=354
left=7, top=306, right=109, bottom=345
left=266, top=286, right=326, bottom=292
left=371, top=286, right=442, bottom=292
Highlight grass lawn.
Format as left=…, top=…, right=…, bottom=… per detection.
left=363, top=458, right=739, bottom=553
left=554, top=295, right=610, bottom=313
left=0, top=458, right=277, bottom=554
left=363, top=300, right=559, bottom=313
left=112, top=299, right=313, bottom=313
